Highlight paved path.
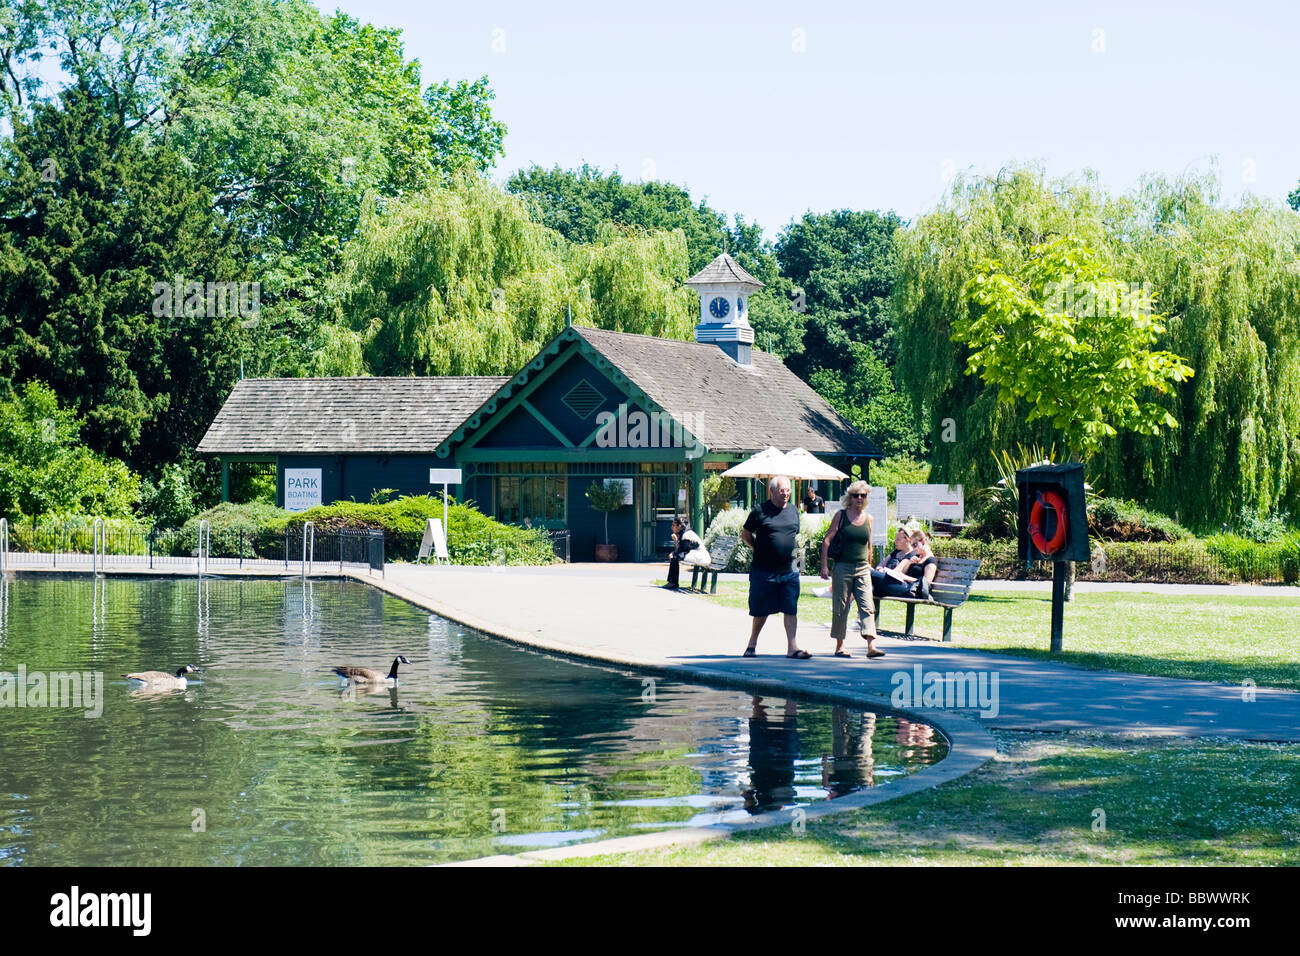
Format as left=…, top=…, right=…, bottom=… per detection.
left=368, top=564, right=1300, bottom=743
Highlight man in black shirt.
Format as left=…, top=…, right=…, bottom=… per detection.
left=801, top=486, right=825, bottom=514
left=741, top=476, right=810, bottom=659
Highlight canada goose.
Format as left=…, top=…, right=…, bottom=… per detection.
left=333, top=656, right=411, bottom=685
left=123, top=665, right=197, bottom=689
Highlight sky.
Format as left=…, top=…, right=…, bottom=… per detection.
left=329, top=0, right=1298, bottom=240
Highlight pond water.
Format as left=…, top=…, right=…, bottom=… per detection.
left=0, top=576, right=947, bottom=865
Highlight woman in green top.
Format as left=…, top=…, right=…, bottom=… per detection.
left=819, top=480, right=885, bottom=659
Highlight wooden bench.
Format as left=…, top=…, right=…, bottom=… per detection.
left=690, top=534, right=739, bottom=594
left=873, top=557, right=982, bottom=642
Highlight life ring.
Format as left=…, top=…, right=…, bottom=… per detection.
left=1029, top=491, right=1069, bottom=556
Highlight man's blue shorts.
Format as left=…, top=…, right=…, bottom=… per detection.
left=748, top=569, right=800, bottom=617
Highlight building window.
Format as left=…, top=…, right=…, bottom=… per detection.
left=495, top=474, right=566, bottom=525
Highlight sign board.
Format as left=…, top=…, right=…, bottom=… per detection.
left=417, top=518, right=449, bottom=564
left=824, top=488, right=887, bottom=546
left=895, top=484, right=964, bottom=523
left=429, top=468, right=463, bottom=485
left=608, top=478, right=633, bottom=505
left=284, top=469, right=322, bottom=512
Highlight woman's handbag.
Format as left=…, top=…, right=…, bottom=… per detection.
left=826, top=510, right=847, bottom=562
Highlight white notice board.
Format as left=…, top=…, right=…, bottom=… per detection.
left=284, top=469, right=322, bottom=512
left=825, top=488, right=887, bottom=545
left=895, top=484, right=965, bottom=523
left=418, top=518, right=450, bottom=563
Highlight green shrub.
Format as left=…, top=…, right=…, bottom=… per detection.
left=870, top=455, right=931, bottom=501
left=1278, top=533, right=1300, bottom=584
left=178, top=501, right=291, bottom=557
left=1088, top=497, right=1189, bottom=542
left=703, top=507, right=835, bottom=573
left=283, top=495, right=555, bottom=565
left=1203, top=534, right=1283, bottom=583
left=1234, top=506, right=1291, bottom=543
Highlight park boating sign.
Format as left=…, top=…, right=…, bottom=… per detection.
left=284, top=469, right=322, bottom=512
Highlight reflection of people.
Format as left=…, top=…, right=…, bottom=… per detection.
left=894, top=718, right=938, bottom=761
left=743, top=697, right=800, bottom=813
left=820, top=481, right=884, bottom=659
left=665, top=515, right=702, bottom=590
left=801, top=486, right=825, bottom=514
left=741, top=476, right=808, bottom=659
left=822, top=706, right=876, bottom=797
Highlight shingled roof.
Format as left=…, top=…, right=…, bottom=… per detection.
left=197, top=377, right=508, bottom=454
left=569, top=327, right=882, bottom=457
left=684, top=252, right=765, bottom=290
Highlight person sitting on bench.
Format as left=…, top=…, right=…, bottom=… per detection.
left=876, top=530, right=939, bottom=602
left=871, top=527, right=915, bottom=598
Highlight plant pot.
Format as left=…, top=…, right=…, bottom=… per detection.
left=594, top=543, right=618, bottom=562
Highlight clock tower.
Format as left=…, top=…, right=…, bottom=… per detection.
left=685, top=252, right=764, bottom=366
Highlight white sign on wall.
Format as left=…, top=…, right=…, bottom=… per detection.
left=284, top=469, right=322, bottom=512
left=895, top=484, right=965, bottom=523
left=824, top=488, right=888, bottom=546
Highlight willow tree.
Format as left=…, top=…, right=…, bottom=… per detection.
left=895, top=165, right=1300, bottom=529
left=328, top=174, right=696, bottom=376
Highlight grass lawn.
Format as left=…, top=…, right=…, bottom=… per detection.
left=554, top=732, right=1300, bottom=866
left=700, top=582, right=1300, bottom=690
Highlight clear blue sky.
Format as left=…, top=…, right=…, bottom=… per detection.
left=314, top=0, right=1299, bottom=239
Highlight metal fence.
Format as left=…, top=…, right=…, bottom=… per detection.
left=0, top=518, right=384, bottom=577
left=931, top=538, right=1297, bottom=585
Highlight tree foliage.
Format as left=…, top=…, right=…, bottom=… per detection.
left=896, top=165, right=1300, bottom=529
left=0, top=381, right=141, bottom=517
left=327, top=175, right=697, bottom=376
left=957, top=235, right=1194, bottom=461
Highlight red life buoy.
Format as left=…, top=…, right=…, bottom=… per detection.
left=1029, top=491, right=1069, bottom=556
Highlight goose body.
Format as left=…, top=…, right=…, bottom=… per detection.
left=123, top=665, right=196, bottom=689
left=333, top=656, right=411, bottom=685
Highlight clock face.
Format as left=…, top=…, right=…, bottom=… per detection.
left=709, top=296, right=730, bottom=319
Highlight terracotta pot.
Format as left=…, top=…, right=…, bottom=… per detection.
left=594, top=543, right=618, bottom=562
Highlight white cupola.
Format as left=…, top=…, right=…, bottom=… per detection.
left=684, top=252, right=764, bottom=366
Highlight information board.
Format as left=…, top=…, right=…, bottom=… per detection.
left=895, top=483, right=965, bottom=523
left=284, top=469, right=322, bottom=512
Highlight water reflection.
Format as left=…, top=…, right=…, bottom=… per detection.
left=0, top=577, right=948, bottom=865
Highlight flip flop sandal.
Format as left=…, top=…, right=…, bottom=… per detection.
left=866, top=649, right=886, bottom=659
left=786, top=650, right=812, bottom=660
left=834, top=651, right=852, bottom=658
left=742, top=647, right=756, bottom=657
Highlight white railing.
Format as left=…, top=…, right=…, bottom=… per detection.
left=198, top=519, right=210, bottom=576
left=301, top=522, right=315, bottom=578
left=92, top=518, right=105, bottom=576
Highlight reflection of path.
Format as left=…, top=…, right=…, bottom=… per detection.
left=744, top=697, right=799, bottom=814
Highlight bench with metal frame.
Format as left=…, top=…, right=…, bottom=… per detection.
left=689, top=534, right=739, bottom=594
left=873, top=556, right=982, bottom=642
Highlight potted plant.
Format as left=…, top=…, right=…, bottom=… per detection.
left=585, top=479, right=626, bottom=561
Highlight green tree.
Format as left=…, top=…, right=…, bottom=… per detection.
left=775, top=209, right=904, bottom=378
left=327, top=175, right=697, bottom=376
left=0, top=86, right=244, bottom=474
left=896, top=164, right=1300, bottom=528
left=0, top=381, right=141, bottom=517
left=957, top=236, right=1194, bottom=462
left=809, top=345, right=924, bottom=458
